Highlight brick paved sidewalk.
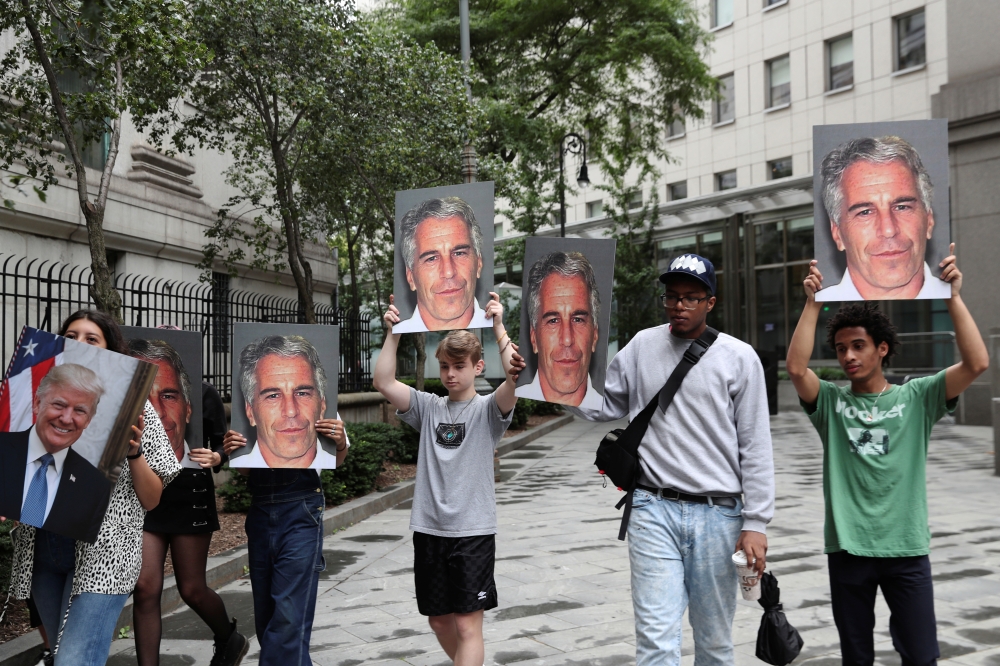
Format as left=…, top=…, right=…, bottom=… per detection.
left=107, top=412, right=1000, bottom=665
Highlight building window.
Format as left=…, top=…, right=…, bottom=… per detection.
left=668, top=181, right=688, bottom=201
left=769, top=157, right=793, bottom=180
left=712, top=0, right=733, bottom=28
left=896, top=9, right=926, bottom=71
left=828, top=35, right=854, bottom=90
left=751, top=216, right=817, bottom=355
left=716, top=170, right=737, bottom=191
left=494, top=222, right=503, bottom=239
left=586, top=200, right=603, bottom=218
left=767, top=55, right=791, bottom=108
left=715, top=74, right=735, bottom=124
left=668, top=117, right=685, bottom=138
left=628, top=191, right=643, bottom=210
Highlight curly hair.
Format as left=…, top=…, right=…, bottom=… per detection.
left=826, top=303, right=899, bottom=367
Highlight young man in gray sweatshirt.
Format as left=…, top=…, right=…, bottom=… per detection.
left=569, top=254, right=775, bottom=666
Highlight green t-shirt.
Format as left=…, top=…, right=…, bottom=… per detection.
left=803, top=370, right=956, bottom=557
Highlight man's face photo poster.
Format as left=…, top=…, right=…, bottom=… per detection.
left=122, top=326, right=204, bottom=469
left=392, top=182, right=495, bottom=333
left=228, top=323, right=340, bottom=469
left=514, top=237, right=616, bottom=409
left=812, top=120, right=951, bottom=302
left=0, top=326, right=156, bottom=542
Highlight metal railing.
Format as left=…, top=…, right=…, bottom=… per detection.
left=0, top=254, right=372, bottom=400
left=894, top=331, right=956, bottom=374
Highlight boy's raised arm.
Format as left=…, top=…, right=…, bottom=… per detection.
left=373, top=295, right=412, bottom=413
left=485, top=291, right=523, bottom=416
left=786, top=260, right=822, bottom=406
left=941, top=245, right=990, bottom=400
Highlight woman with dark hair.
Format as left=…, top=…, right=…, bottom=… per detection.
left=130, top=330, right=248, bottom=666
left=9, top=309, right=181, bottom=665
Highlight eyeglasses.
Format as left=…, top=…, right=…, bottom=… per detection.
left=661, top=294, right=708, bottom=310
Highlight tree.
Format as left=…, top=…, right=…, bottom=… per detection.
left=0, top=0, right=204, bottom=320
left=598, top=154, right=661, bottom=347
left=180, top=0, right=355, bottom=324
left=298, top=19, right=476, bottom=313
left=391, top=0, right=716, bottom=260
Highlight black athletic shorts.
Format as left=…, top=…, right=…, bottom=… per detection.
left=413, top=531, right=498, bottom=617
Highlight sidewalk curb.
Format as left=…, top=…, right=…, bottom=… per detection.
left=0, top=412, right=572, bottom=666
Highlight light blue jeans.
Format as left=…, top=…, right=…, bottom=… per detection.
left=627, top=488, right=744, bottom=666
left=53, top=591, right=130, bottom=665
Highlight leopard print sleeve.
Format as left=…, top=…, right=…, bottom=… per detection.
left=141, top=402, right=182, bottom=486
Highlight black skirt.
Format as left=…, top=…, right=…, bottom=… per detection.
left=143, top=467, right=220, bottom=534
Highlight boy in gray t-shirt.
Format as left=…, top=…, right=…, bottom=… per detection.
left=373, top=292, right=523, bottom=666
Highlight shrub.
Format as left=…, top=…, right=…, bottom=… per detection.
left=0, top=519, right=13, bottom=594
left=217, top=469, right=252, bottom=513
left=217, top=422, right=413, bottom=511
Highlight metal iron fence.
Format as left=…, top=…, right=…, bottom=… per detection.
left=0, top=254, right=372, bottom=400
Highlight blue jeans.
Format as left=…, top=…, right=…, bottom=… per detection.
left=246, top=493, right=326, bottom=666
left=627, top=489, right=745, bottom=666
left=53, top=592, right=129, bottom=665
left=31, top=530, right=76, bottom=643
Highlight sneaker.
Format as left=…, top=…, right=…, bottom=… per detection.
left=36, top=649, right=53, bottom=666
left=209, top=618, right=249, bottom=666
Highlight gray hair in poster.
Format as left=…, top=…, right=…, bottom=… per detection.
left=821, top=135, right=934, bottom=226
left=526, top=251, right=601, bottom=329
left=399, top=197, right=483, bottom=271
left=128, top=339, right=192, bottom=406
left=239, top=335, right=327, bottom=403
left=36, top=363, right=105, bottom=411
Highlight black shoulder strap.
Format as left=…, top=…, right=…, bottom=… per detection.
left=613, top=326, right=719, bottom=541
left=620, top=326, right=719, bottom=459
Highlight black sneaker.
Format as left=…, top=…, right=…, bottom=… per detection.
left=209, top=618, right=249, bottom=666
left=36, top=649, right=53, bottom=666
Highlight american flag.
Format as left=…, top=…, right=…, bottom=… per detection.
left=0, top=326, right=65, bottom=432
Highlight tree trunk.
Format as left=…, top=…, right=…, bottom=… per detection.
left=82, top=203, right=123, bottom=322
left=271, top=141, right=316, bottom=323
left=414, top=332, right=426, bottom=392
left=20, top=3, right=123, bottom=322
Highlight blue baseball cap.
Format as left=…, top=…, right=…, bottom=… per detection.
left=658, top=253, right=717, bottom=295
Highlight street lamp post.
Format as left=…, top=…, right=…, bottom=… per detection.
left=459, top=0, right=477, bottom=184
left=558, top=133, right=590, bottom=237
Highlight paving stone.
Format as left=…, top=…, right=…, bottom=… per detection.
left=103, top=413, right=998, bottom=664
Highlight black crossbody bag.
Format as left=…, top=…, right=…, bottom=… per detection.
left=594, top=326, right=718, bottom=540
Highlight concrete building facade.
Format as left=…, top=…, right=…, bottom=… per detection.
left=497, top=0, right=998, bottom=424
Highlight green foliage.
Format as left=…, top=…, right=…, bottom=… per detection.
left=217, top=469, right=253, bottom=513
left=510, top=398, right=562, bottom=430
left=321, top=423, right=393, bottom=504
left=0, top=519, right=13, bottom=597
left=390, top=0, right=717, bottom=242
left=600, top=156, right=663, bottom=347
left=0, top=0, right=205, bottom=317
left=498, top=290, right=521, bottom=347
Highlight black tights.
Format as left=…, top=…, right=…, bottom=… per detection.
left=133, top=531, right=232, bottom=666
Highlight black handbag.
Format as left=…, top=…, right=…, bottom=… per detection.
left=595, top=326, right=718, bottom=540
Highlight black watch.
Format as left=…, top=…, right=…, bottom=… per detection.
left=126, top=445, right=144, bottom=460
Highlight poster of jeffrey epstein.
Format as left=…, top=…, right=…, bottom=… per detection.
left=391, top=182, right=495, bottom=333
left=228, top=323, right=340, bottom=469
left=0, top=327, right=156, bottom=542
left=122, top=327, right=204, bottom=469
left=514, top=237, right=616, bottom=410
left=813, top=120, right=951, bottom=302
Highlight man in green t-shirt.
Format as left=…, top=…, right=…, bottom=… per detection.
left=787, top=244, right=989, bottom=666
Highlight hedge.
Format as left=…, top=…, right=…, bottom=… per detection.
left=218, top=422, right=415, bottom=512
